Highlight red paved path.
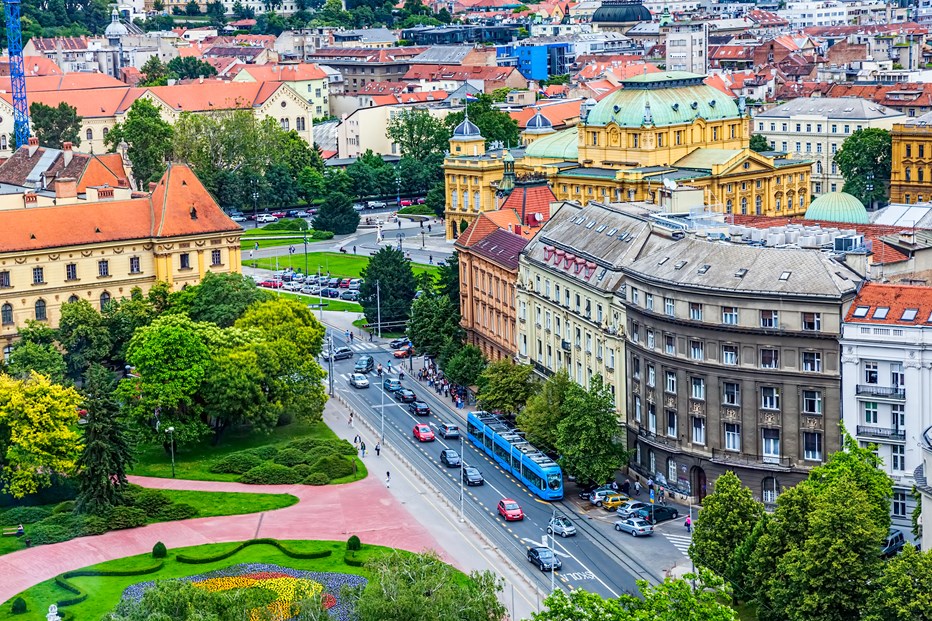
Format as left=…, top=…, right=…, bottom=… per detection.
left=0, top=475, right=445, bottom=603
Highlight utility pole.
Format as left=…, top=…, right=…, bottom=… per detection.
left=376, top=280, right=382, bottom=339
left=380, top=381, right=385, bottom=444
left=327, top=332, right=334, bottom=396
left=459, top=434, right=465, bottom=522
left=318, top=265, right=323, bottom=320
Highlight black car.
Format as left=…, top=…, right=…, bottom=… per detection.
left=408, top=401, right=431, bottom=416
left=527, top=546, right=561, bottom=572
left=394, top=388, right=416, bottom=403
left=323, top=346, right=353, bottom=361
left=354, top=355, right=374, bottom=373
left=462, top=466, right=484, bottom=486
left=285, top=209, right=299, bottom=218
left=634, top=505, right=679, bottom=525
left=325, top=288, right=342, bottom=299
left=390, top=337, right=410, bottom=349
left=440, top=449, right=461, bottom=467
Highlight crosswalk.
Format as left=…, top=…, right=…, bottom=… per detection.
left=663, top=532, right=693, bottom=557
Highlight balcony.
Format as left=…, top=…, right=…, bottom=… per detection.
left=561, top=340, right=571, bottom=351
left=857, top=425, right=906, bottom=442
left=533, top=361, right=554, bottom=378
left=856, top=385, right=905, bottom=400
left=711, top=448, right=792, bottom=469
left=636, top=425, right=680, bottom=450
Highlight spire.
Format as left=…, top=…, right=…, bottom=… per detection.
left=643, top=100, right=653, bottom=126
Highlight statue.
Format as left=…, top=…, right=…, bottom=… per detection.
left=47, top=604, right=61, bottom=621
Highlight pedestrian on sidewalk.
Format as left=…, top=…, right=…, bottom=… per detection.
left=634, top=480, right=641, bottom=496
left=349, top=332, right=354, bottom=343
left=622, top=479, right=631, bottom=496
left=353, top=434, right=361, bottom=445
left=685, top=515, right=692, bottom=533
left=427, top=224, right=432, bottom=232
left=647, top=478, right=654, bottom=494
left=353, top=246, right=356, bottom=254
left=375, top=442, right=381, bottom=457
left=386, top=471, right=391, bottom=488
left=348, top=412, right=354, bottom=426
left=360, top=441, right=366, bottom=457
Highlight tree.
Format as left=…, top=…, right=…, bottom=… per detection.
left=312, top=191, right=359, bottom=234
left=516, top=369, right=572, bottom=453
left=234, top=296, right=325, bottom=359
left=533, top=570, right=737, bottom=621
left=406, top=294, right=463, bottom=359
left=185, top=0, right=200, bottom=14
left=171, top=272, right=272, bottom=327
left=555, top=375, right=627, bottom=485
left=444, top=94, right=521, bottom=148
left=206, top=0, right=226, bottom=25
left=103, top=288, right=161, bottom=364
left=359, top=247, right=417, bottom=324
left=443, top=345, right=486, bottom=388
left=344, top=549, right=506, bottom=621
left=139, top=56, right=169, bottom=86
left=58, top=299, right=112, bottom=379
left=865, top=544, right=932, bottom=621
left=167, top=56, right=218, bottom=80
left=835, top=128, right=892, bottom=207
left=105, top=98, right=173, bottom=188
left=749, top=134, right=771, bottom=152
left=7, top=322, right=67, bottom=383
left=386, top=108, right=450, bottom=161
left=476, top=359, right=536, bottom=417
left=0, top=372, right=83, bottom=497
left=75, top=364, right=134, bottom=515
left=541, top=74, right=569, bottom=86
left=425, top=181, right=446, bottom=218
left=688, top=470, right=764, bottom=579
left=436, top=249, right=459, bottom=307
left=29, top=101, right=82, bottom=148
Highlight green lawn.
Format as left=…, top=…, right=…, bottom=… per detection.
left=249, top=252, right=439, bottom=280
left=130, top=421, right=368, bottom=485
left=0, top=539, right=388, bottom=620
left=241, top=238, right=310, bottom=250
left=277, top=291, right=363, bottom=313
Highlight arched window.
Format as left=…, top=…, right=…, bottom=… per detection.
left=67, top=295, right=79, bottom=304
left=0, top=135, right=7, bottom=150
left=725, top=199, right=733, bottom=213
left=35, top=299, right=47, bottom=321
left=1, top=303, right=12, bottom=325
left=102, top=127, right=109, bottom=138
left=86, top=128, right=93, bottom=141
left=740, top=197, right=748, bottom=214
left=755, top=195, right=763, bottom=214
left=100, top=291, right=111, bottom=310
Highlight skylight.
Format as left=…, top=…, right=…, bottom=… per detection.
left=658, top=257, right=670, bottom=265
left=902, top=308, right=918, bottom=321
left=735, top=268, right=748, bottom=278
left=853, top=306, right=869, bottom=318
left=779, top=271, right=791, bottom=281
left=596, top=225, right=606, bottom=233
left=607, top=228, right=618, bottom=236
left=698, top=264, right=711, bottom=274
left=674, top=260, right=687, bottom=270
left=586, top=220, right=596, bottom=229
left=873, top=307, right=889, bottom=320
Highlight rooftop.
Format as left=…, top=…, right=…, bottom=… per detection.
left=757, top=97, right=904, bottom=120
left=846, top=283, right=932, bottom=325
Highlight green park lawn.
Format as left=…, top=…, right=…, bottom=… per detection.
left=249, top=252, right=439, bottom=280
left=130, top=421, right=367, bottom=484
left=0, top=539, right=387, bottom=620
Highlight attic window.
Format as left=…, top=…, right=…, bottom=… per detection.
left=927, top=311, right=932, bottom=323
left=902, top=308, right=918, bottom=321
left=30, top=233, right=35, bottom=239
left=674, top=260, right=687, bottom=270
left=835, top=271, right=849, bottom=281
left=853, top=306, right=869, bottom=318
left=182, top=180, right=187, bottom=186
left=607, top=228, right=618, bottom=236
left=698, top=264, right=711, bottom=274
left=596, top=225, right=606, bottom=233
left=873, top=307, right=889, bottom=319
left=598, top=268, right=607, bottom=281
left=190, top=207, right=198, bottom=220
left=779, top=271, right=791, bottom=281
left=735, top=268, right=748, bottom=278
left=95, top=227, right=101, bottom=233
left=658, top=257, right=670, bottom=265
left=586, top=220, right=596, bottom=229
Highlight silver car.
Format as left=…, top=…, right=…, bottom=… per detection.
left=616, top=500, right=649, bottom=518
left=349, top=373, right=369, bottom=388
left=590, top=489, right=616, bottom=507
left=614, top=517, right=654, bottom=537
left=547, top=516, right=576, bottom=538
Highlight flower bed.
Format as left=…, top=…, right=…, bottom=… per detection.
left=121, top=563, right=366, bottom=620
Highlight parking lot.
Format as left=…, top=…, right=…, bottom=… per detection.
left=255, top=271, right=362, bottom=302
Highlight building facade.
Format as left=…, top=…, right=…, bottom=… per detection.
left=890, top=110, right=932, bottom=204
left=840, top=283, right=932, bottom=534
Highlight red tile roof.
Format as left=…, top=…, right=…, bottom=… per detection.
left=144, top=80, right=284, bottom=112
left=470, top=228, right=529, bottom=270
left=500, top=180, right=555, bottom=227
left=237, top=63, right=327, bottom=82
left=370, top=91, right=449, bottom=105
left=510, top=100, right=581, bottom=129
left=845, top=282, right=932, bottom=324
left=25, top=73, right=126, bottom=92
left=1, top=87, right=139, bottom=118
left=0, top=144, right=129, bottom=192
left=0, top=56, right=62, bottom=76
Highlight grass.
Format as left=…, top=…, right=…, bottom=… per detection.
left=352, top=317, right=406, bottom=338
left=130, top=421, right=368, bottom=485
left=0, top=539, right=389, bottom=621
left=249, top=252, right=440, bottom=280
left=241, top=238, right=310, bottom=250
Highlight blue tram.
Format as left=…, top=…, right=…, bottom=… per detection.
left=466, top=411, right=563, bottom=501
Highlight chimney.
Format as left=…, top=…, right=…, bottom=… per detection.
left=148, top=182, right=157, bottom=192
left=514, top=224, right=522, bottom=235
left=62, top=141, right=73, bottom=166
left=900, top=229, right=916, bottom=245
left=55, top=177, right=78, bottom=200
left=28, top=136, right=39, bottom=156
left=23, top=192, right=38, bottom=205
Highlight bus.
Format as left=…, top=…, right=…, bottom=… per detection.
left=466, top=411, right=563, bottom=501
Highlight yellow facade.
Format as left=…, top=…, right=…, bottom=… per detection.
left=890, top=117, right=932, bottom=204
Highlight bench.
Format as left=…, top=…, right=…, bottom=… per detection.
left=2, top=527, right=22, bottom=537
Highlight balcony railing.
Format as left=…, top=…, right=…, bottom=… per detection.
left=636, top=425, right=679, bottom=449
left=533, top=362, right=554, bottom=378
left=711, top=448, right=792, bottom=469
left=856, top=385, right=905, bottom=399
left=857, top=425, right=906, bottom=441
left=561, top=340, right=571, bottom=351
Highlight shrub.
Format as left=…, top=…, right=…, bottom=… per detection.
left=155, top=503, right=198, bottom=521
left=304, top=472, right=330, bottom=486
left=332, top=439, right=358, bottom=456
left=52, top=500, right=76, bottom=514
left=397, top=204, right=434, bottom=216
left=344, top=553, right=365, bottom=567
left=239, top=464, right=303, bottom=485
left=347, top=535, right=361, bottom=551
left=152, top=541, right=167, bottom=558
left=309, top=230, right=334, bottom=240
left=263, top=218, right=309, bottom=231
left=132, top=489, right=172, bottom=517
left=304, top=445, right=340, bottom=465
left=1, top=505, right=52, bottom=525
left=310, top=455, right=354, bottom=481
left=209, top=451, right=263, bottom=475
left=108, top=506, right=147, bottom=530
left=81, top=515, right=109, bottom=536
left=28, top=523, right=73, bottom=545
left=247, top=446, right=279, bottom=461
left=176, top=538, right=332, bottom=564
left=292, top=464, right=313, bottom=480
left=274, top=448, right=307, bottom=467
left=286, top=437, right=321, bottom=453
left=40, top=512, right=83, bottom=530
left=276, top=411, right=294, bottom=426
left=10, top=597, right=26, bottom=614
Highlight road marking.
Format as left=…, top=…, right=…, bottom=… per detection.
left=663, top=533, right=693, bottom=556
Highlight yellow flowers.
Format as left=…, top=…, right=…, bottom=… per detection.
left=192, top=572, right=324, bottom=620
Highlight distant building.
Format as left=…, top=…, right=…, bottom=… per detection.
left=890, top=110, right=932, bottom=204
left=303, top=47, right=428, bottom=95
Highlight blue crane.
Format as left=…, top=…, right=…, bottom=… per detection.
left=4, top=0, right=30, bottom=149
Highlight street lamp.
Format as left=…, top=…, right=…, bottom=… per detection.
left=318, top=264, right=324, bottom=320
left=252, top=190, right=259, bottom=229
left=396, top=232, right=405, bottom=253
left=459, top=434, right=465, bottom=522
left=395, top=169, right=401, bottom=207
left=327, top=332, right=334, bottom=396
left=166, top=426, right=175, bottom=478
left=303, top=234, right=308, bottom=276
left=421, top=230, right=425, bottom=249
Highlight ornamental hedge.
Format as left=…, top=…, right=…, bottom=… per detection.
left=176, top=538, right=332, bottom=564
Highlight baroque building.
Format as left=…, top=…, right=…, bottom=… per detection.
left=890, top=110, right=932, bottom=204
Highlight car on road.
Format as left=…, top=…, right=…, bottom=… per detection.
left=614, top=517, right=654, bottom=537
left=527, top=546, right=561, bottom=572
left=395, top=388, right=416, bottom=403
left=580, top=484, right=614, bottom=501
left=440, top=449, right=461, bottom=467
left=463, top=466, right=484, bottom=486
left=354, top=356, right=374, bottom=373
left=390, top=337, right=410, bottom=349
left=616, top=501, right=650, bottom=518
left=323, top=346, right=354, bottom=361
left=634, top=505, right=679, bottom=525
left=349, top=373, right=369, bottom=388
left=368, top=200, right=387, bottom=209
left=257, top=214, right=277, bottom=223
left=498, top=498, right=524, bottom=521
left=413, top=424, right=435, bottom=442
left=394, top=345, right=415, bottom=359
left=230, top=214, right=247, bottom=222
left=353, top=203, right=366, bottom=212
left=439, top=422, right=460, bottom=438
left=601, top=494, right=631, bottom=512
left=340, top=290, right=360, bottom=301
left=408, top=401, right=431, bottom=416
left=383, top=378, right=402, bottom=392
left=547, top=516, right=576, bottom=538
left=590, top=488, right=618, bottom=507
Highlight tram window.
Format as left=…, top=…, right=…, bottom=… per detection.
left=468, top=421, right=480, bottom=437
left=548, top=473, right=562, bottom=491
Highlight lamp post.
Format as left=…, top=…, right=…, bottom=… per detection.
left=421, top=230, right=425, bottom=249
left=380, top=379, right=385, bottom=444
left=395, top=169, right=401, bottom=207
left=166, top=426, right=175, bottom=478
left=252, top=190, right=259, bottom=229
left=866, top=171, right=875, bottom=210
left=318, top=265, right=324, bottom=320
left=459, top=434, right=465, bottom=522
left=376, top=280, right=382, bottom=339
left=396, top=232, right=405, bottom=253
left=546, top=529, right=554, bottom=593
left=327, top=332, right=334, bottom=396
left=303, top=234, right=308, bottom=276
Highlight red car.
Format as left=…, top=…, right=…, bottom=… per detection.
left=498, top=498, right=524, bottom=521
left=258, top=280, right=284, bottom=289
left=399, top=199, right=414, bottom=207
left=340, top=278, right=352, bottom=288
left=394, top=345, right=415, bottom=359
left=413, top=424, right=435, bottom=442
left=270, top=211, right=286, bottom=219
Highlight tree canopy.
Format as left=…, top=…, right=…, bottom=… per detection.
left=555, top=375, right=627, bottom=485
left=105, top=98, right=173, bottom=188
left=516, top=369, right=572, bottom=454
left=30, top=101, right=82, bottom=148
left=835, top=128, right=892, bottom=206
left=313, top=191, right=360, bottom=235
left=749, top=134, right=771, bottom=152
left=386, top=109, right=450, bottom=161
left=444, top=95, right=521, bottom=148
left=359, top=248, right=417, bottom=325
left=476, top=360, right=536, bottom=417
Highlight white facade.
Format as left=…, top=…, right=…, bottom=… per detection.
left=779, top=0, right=848, bottom=28
left=664, top=22, right=708, bottom=75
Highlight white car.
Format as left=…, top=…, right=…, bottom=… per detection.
left=257, top=214, right=278, bottom=223
left=301, top=284, right=320, bottom=294
left=283, top=282, right=301, bottom=291
left=230, top=215, right=247, bottom=222
left=349, top=373, right=369, bottom=388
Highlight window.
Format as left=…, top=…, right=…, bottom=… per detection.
left=666, top=409, right=677, bottom=438
left=802, top=312, right=821, bottom=331
left=689, top=340, right=704, bottom=360
left=893, top=404, right=905, bottom=429
left=100, top=291, right=111, bottom=310
left=646, top=329, right=655, bottom=349
left=296, top=117, right=305, bottom=131
left=634, top=395, right=642, bottom=423
left=664, top=297, right=675, bottom=316
left=86, top=128, right=93, bottom=140
left=631, top=287, right=639, bottom=304
left=632, top=356, right=640, bottom=379
left=691, top=377, right=705, bottom=400
left=689, top=302, right=702, bottom=321
left=32, top=267, right=44, bottom=285
left=804, top=432, right=822, bottom=461
left=667, top=458, right=677, bottom=484
left=803, top=390, right=822, bottom=414
left=180, top=253, right=191, bottom=269
left=34, top=299, right=47, bottom=321
left=760, top=349, right=779, bottom=369
left=891, top=363, right=905, bottom=388
left=665, top=371, right=677, bottom=394
left=648, top=403, right=657, bottom=432
left=665, top=334, right=675, bottom=355
left=647, top=364, right=656, bottom=387
left=864, top=361, right=878, bottom=384
left=762, top=477, right=779, bottom=503
left=762, top=429, right=780, bottom=459
left=761, top=386, right=781, bottom=410
left=692, top=417, right=705, bottom=444
left=760, top=310, right=778, bottom=328
left=892, top=445, right=905, bottom=471
left=631, top=321, right=639, bottom=343
left=0, top=271, right=8, bottom=288
left=725, top=423, right=740, bottom=451
left=902, top=308, right=918, bottom=321
left=893, top=492, right=908, bottom=517
left=645, top=294, right=653, bottom=311
left=1, top=303, right=12, bottom=325
left=722, top=306, right=738, bottom=325
left=68, top=295, right=78, bottom=304
left=98, top=260, right=109, bottom=277
left=130, top=256, right=141, bottom=274
left=802, top=352, right=822, bottom=372
left=722, top=344, right=738, bottom=366
left=723, top=382, right=740, bottom=406
left=864, top=401, right=878, bottom=424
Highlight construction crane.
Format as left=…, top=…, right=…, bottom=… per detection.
left=4, top=0, right=30, bottom=149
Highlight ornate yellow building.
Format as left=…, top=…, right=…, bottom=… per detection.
left=444, top=72, right=813, bottom=240
left=890, top=111, right=932, bottom=204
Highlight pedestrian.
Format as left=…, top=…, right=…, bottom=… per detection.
left=685, top=515, right=692, bottom=533
left=397, top=220, right=401, bottom=229
left=647, top=477, right=654, bottom=494
left=348, top=412, right=354, bottom=426
left=375, top=442, right=381, bottom=457
left=369, top=331, right=374, bottom=342
left=658, top=486, right=666, bottom=504
left=360, top=441, right=366, bottom=457
left=353, top=434, right=361, bottom=445
left=353, top=245, right=356, bottom=254
left=621, top=479, right=631, bottom=496
left=345, top=329, right=350, bottom=341
left=429, top=255, right=433, bottom=264
left=634, top=480, right=641, bottom=496
left=420, top=220, right=424, bottom=229
left=349, top=332, right=354, bottom=343
left=427, top=224, right=432, bottom=233
left=386, top=471, right=391, bottom=487
left=611, top=479, right=618, bottom=492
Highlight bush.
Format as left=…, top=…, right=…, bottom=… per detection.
left=209, top=451, right=263, bottom=474
left=246, top=446, right=279, bottom=461
left=10, top=597, right=26, bottom=614
left=397, top=204, right=434, bottom=216
left=132, top=489, right=172, bottom=518
left=344, top=553, right=365, bottom=567
left=304, top=445, right=340, bottom=466
left=1, top=505, right=52, bottom=525
left=310, top=455, right=354, bottom=481
left=176, top=538, right=332, bottom=564
left=152, top=541, right=167, bottom=558
left=292, top=464, right=313, bottom=480
left=309, top=230, right=334, bottom=240
left=263, top=218, right=309, bottom=231
left=81, top=515, right=109, bottom=536
left=304, top=472, right=330, bottom=486
left=155, top=503, right=198, bottom=521
left=28, top=523, right=73, bottom=545
left=333, top=439, right=357, bottom=456
left=347, top=535, right=361, bottom=551
left=239, top=464, right=303, bottom=485
left=286, top=437, right=322, bottom=453
left=108, top=506, right=147, bottom=530
left=52, top=500, right=76, bottom=514
left=276, top=411, right=294, bottom=426
left=274, top=448, right=307, bottom=467
left=40, top=512, right=83, bottom=530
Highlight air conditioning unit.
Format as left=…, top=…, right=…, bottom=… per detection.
left=834, top=234, right=865, bottom=252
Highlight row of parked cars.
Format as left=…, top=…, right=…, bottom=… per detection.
left=257, top=274, right=363, bottom=301
left=229, top=209, right=317, bottom=223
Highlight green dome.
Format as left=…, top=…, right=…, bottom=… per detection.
left=587, top=72, right=740, bottom=128
left=805, top=192, right=869, bottom=224
left=525, top=126, right=578, bottom=161
left=592, top=0, right=652, bottom=23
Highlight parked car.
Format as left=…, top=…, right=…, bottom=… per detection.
left=394, top=388, right=416, bottom=403
left=416, top=197, right=425, bottom=204
left=440, top=449, right=461, bottom=467
left=355, top=355, right=374, bottom=373
left=285, top=210, right=298, bottom=218
left=340, top=278, right=352, bottom=288
left=283, top=282, right=301, bottom=292
left=614, top=517, right=654, bottom=537
left=498, top=498, right=524, bottom=521
left=590, top=489, right=618, bottom=507
left=257, top=214, right=277, bottom=223
left=408, top=401, right=431, bottom=416
left=601, top=494, right=631, bottom=512
left=349, top=278, right=363, bottom=290
left=390, top=337, right=410, bottom=349
left=270, top=211, right=286, bottom=219
left=413, top=424, right=435, bottom=442
left=580, top=484, right=614, bottom=501
left=349, top=373, right=369, bottom=388
left=230, top=214, right=247, bottom=222
left=462, top=466, right=484, bottom=486
left=438, top=422, right=460, bottom=438
left=527, top=546, right=561, bottom=572
left=340, top=290, right=360, bottom=301
left=353, top=203, right=366, bottom=212
left=383, top=378, right=402, bottom=392
left=394, top=345, right=415, bottom=359
left=323, top=346, right=353, bottom=361
left=258, top=280, right=284, bottom=289
left=295, top=210, right=311, bottom=218
left=634, top=505, right=679, bottom=525
left=882, top=529, right=906, bottom=558
left=368, top=200, right=387, bottom=209
left=328, top=278, right=340, bottom=287
left=324, top=288, right=342, bottom=298
left=616, top=501, right=650, bottom=518
left=547, top=516, right=577, bottom=538
left=301, top=284, right=320, bottom=295
left=399, top=199, right=413, bottom=207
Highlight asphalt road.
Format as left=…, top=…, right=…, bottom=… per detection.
left=321, top=332, right=698, bottom=603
